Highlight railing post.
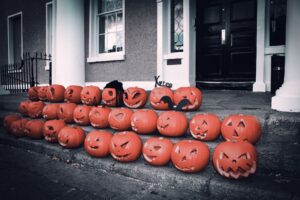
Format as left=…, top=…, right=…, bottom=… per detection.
left=30, top=57, right=35, bottom=87
left=49, top=61, right=52, bottom=85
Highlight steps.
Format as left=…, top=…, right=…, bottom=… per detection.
left=0, top=90, right=300, bottom=199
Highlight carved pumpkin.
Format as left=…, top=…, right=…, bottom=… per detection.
left=43, top=120, right=66, bottom=142
left=28, top=86, right=40, bottom=101
left=189, top=113, right=221, bottom=141
left=89, top=106, right=111, bottom=128
left=171, top=140, right=210, bottom=173
left=81, top=86, right=101, bottom=106
left=110, top=131, right=142, bottom=162
left=58, top=126, right=86, bottom=148
left=157, top=111, right=188, bottom=137
left=46, top=84, right=65, bottom=102
left=174, top=87, right=202, bottom=111
left=221, top=114, right=261, bottom=144
left=213, top=141, right=258, bottom=179
left=73, top=105, right=92, bottom=126
left=102, top=88, right=118, bottom=107
left=64, top=85, right=83, bottom=103
left=149, top=87, right=174, bottom=110
left=108, top=108, right=134, bottom=131
left=18, top=101, right=30, bottom=116
left=131, top=110, right=158, bottom=134
left=3, top=114, right=21, bottom=132
left=10, top=118, right=29, bottom=137
left=84, top=130, right=113, bottom=157
left=57, top=103, right=77, bottom=123
left=27, top=101, right=45, bottom=118
left=143, top=137, right=173, bottom=166
left=42, top=103, right=59, bottom=120
left=24, top=120, right=45, bottom=139
left=123, top=87, right=148, bottom=108
left=38, top=86, right=48, bottom=101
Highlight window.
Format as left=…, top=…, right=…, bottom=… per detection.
left=269, top=0, right=286, bottom=46
left=170, top=0, right=183, bottom=52
left=88, top=0, right=125, bottom=62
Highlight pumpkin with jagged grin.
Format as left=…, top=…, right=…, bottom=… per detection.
left=24, top=120, right=45, bottom=139
left=173, top=87, right=202, bottom=111
left=102, top=88, right=119, bottom=107
left=42, top=104, right=60, bottom=120
left=18, top=101, right=30, bottom=116
left=10, top=118, right=29, bottom=137
left=149, top=87, right=174, bottom=110
left=108, top=108, right=134, bottom=131
left=57, top=103, right=77, bottom=123
left=3, top=114, right=22, bottom=132
left=58, top=126, right=86, bottom=148
left=123, top=87, right=148, bottom=108
left=64, top=85, right=83, bottom=103
left=157, top=111, right=188, bottom=137
left=27, top=101, right=45, bottom=118
left=89, top=106, right=111, bottom=128
left=73, top=105, right=91, bottom=126
left=43, top=120, right=66, bottom=142
left=28, top=86, right=40, bottom=101
left=38, top=86, right=48, bottom=101
left=81, top=86, right=101, bottom=106
left=131, top=110, right=158, bottom=134
left=47, top=84, right=65, bottom=102
left=84, top=130, right=113, bottom=157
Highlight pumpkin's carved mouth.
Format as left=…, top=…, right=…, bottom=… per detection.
left=59, top=139, right=69, bottom=146
left=124, top=100, right=143, bottom=108
left=191, top=129, right=208, bottom=139
left=90, top=145, right=99, bottom=149
left=216, top=160, right=256, bottom=179
left=182, top=98, right=198, bottom=110
left=159, top=123, right=169, bottom=129
left=143, top=154, right=157, bottom=162
left=112, top=153, right=131, bottom=160
left=174, top=164, right=196, bottom=172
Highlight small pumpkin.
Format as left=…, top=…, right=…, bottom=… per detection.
left=28, top=86, right=40, bottom=101
left=108, top=108, right=134, bottom=131
left=18, top=101, right=30, bottom=116
left=123, top=87, right=148, bottom=108
left=81, top=86, right=101, bottom=106
left=3, top=114, right=22, bottom=132
left=84, top=130, right=113, bottom=157
left=64, top=85, right=83, bottom=103
left=57, top=103, right=77, bottom=123
left=149, top=87, right=174, bottom=110
left=173, top=87, right=202, bottom=111
left=171, top=140, right=210, bottom=173
left=43, top=119, right=66, bottom=142
left=10, top=118, right=29, bottom=137
left=89, top=106, right=111, bottom=128
left=143, top=137, right=173, bottom=166
left=73, top=105, right=92, bottom=126
left=58, top=126, right=86, bottom=148
left=38, top=86, right=49, bottom=101
left=27, top=101, right=45, bottom=118
left=131, top=110, right=158, bottom=134
left=110, top=131, right=142, bottom=162
left=24, top=120, right=45, bottom=139
left=102, top=88, right=118, bottom=107
left=42, top=103, right=60, bottom=120
left=157, top=111, right=188, bottom=137
left=46, top=84, right=65, bottom=102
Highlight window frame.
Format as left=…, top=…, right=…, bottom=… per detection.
left=46, top=2, right=54, bottom=70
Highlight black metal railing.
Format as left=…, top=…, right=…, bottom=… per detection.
left=0, top=52, right=52, bottom=94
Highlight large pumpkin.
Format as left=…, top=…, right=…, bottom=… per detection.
left=123, top=87, right=148, bottom=109
left=131, top=110, right=158, bottom=134
left=3, top=114, right=21, bottom=132
left=64, top=85, right=83, bottom=103
left=213, top=141, right=258, bottom=179
left=89, top=106, right=111, bottom=128
left=84, top=130, right=113, bottom=157
left=189, top=113, right=221, bottom=141
left=108, top=108, right=134, bottom=131
left=143, top=137, right=173, bottom=166
left=58, top=126, right=86, bottom=148
left=42, top=103, right=59, bottom=120
left=10, top=118, right=29, bottom=137
left=81, top=86, right=101, bottom=106
left=73, top=105, right=92, bottom=126
left=171, top=140, right=210, bottom=173
left=43, top=119, right=66, bottom=143
left=28, top=86, right=40, bottom=101
left=102, top=88, right=118, bottom=107
left=24, top=120, right=45, bottom=139
left=173, top=87, right=202, bottom=111
left=18, top=101, right=30, bottom=116
left=27, top=101, right=45, bottom=118
left=46, top=84, right=65, bottom=102
left=149, top=87, right=174, bottom=110
left=157, top=111, right=188, bottom=137
left=221, top=114, right=261, bottom=144
left=38, top=86, right=48, bottom=101
left=57, top=103, right=77, bottom=123
left=110, top=131, right=142, bottom=162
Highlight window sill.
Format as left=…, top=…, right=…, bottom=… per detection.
left=163, top=52, right=184, bottom=60
left=87, top=53, right=125, bottom=63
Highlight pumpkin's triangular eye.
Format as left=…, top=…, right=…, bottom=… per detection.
left=124, top=92, right=128, bottom=99
left=190, top=148, right=198, bottom=156
left=202, top=120, right=208, bottom=126
left=121, top=141, right=129, bottom=148
left=226, top=120, right=232, bottom=126
left=153, top=146, right=161, bottom=151
left=238, top=153, right=248, bottom=159
left=220, top=152, right=229, bottom=159
left=238, top=121, right=245, bottom=128
left=108, top=90, right=113, bottom=96
left=132, top=92, right=141, bottom=99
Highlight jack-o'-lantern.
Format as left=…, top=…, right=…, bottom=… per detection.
left=28, top=86, right=40, bottom=101
left=108, top=108, right=134, bottom=131
left=102, top=88, right=118, bottom=107
left=89, top=106, right=111, bottom=128
left=73, top=105, right=91, bottom=126
left=157, top=111, right=188, bottom=137
left=42, top=104, right=59, bottom=120
left=110, top=131, right=142, bottom=162
left=123, top=87, right=147, bottom=108
left=43, top=120, right=66, bottom=142
left=131, top=110, right=158, bottom=134
left=57, top=103, right=77, bottom=123
left=18, top=101, right=30, bottom=116
left=149, top=87, right=174, bottom=110
left=24, top=120, right=45, bottom=139
left=213, top=141, right=258, bottom=179
left=171, top=140, right=210, bottom=173
left=84, top=130, right=113, bottom=157
left=143, top=137, right=173, bottom=166
left=38, top=86, right=48, bottom=101
left=47, top=84, right=65, bottom=102
left=81, top=86, right=101, bottom=106
left=64, top=85, right=83, bottom=103
left=174, top=87, right=202, bottom=111
left=10, top=118, right=29, bottom=137
left=58, top=126, right=86, bottom=148
left=3, top=114, right=21, bottom=132
left=221, top=114, right=261, bottom=144
left=27, top=101, right=45, bottom=118
left=189, top=113, right=221, bottom=141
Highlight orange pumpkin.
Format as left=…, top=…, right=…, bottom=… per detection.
left=110, top=131, right=142, bottom=162
left=64, top=85, right=83, bottom=103
left=73, top=105, right=92, bottom=126
left=3, top=114, right=21, bottom=132
left=58, top=126, right=86, bottom=148
left=173, top=87, right=202, bottom=111
left=46, top=84, right=65, bottom=102
left=84, top=130, right=113, bottom=157
left=189, top=113, right=221, bottom=141
left=102, top=88, right=118, bottom=107
left=28, top=86, right=40, bottom=101
left=18, top=101, right=30, bottom=116
left=89, top=106, right=111, bottom=128
left=27, top=101, right=45, bottom=118
left=149, top=87, right=174, bottom=110
left=108, top=108, right=134, bottom=131
left=213, top=141, right=258, bottom=179
left=57, top=103, right=77, bottom=123
left=81, top=86, right=101, bottom=106
left=24, top=120, right=45, bottom=139
left=221, top=114, right=261, bottom=144
left=123, top=87, right=148, bottom=108
left=171, top=140, right=210, bottom=173
left=43, top=120, right=66, bottom=142
left=38, top=86, right=48, bottom=101
left=42, top=103, right=60, bottom=120
left=143, top=137, right=173, bottom=166
left=131, top=110, right=158, bottom=134
left=157, top=111, right=188, bottom=137
left=10, top=118, right=29, bottom=137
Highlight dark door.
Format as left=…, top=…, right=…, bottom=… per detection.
left=196, top=0, right=257, bottom=89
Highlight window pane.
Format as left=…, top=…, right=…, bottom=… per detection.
left=116, top=31, right=123, bottom=52
left=99, top=34, right=105, bottom=53
left=98, top=16, right=105, bottom=34
left=106, top=14, right=116, bottom=33
left=107, top=33, right=117, bottom=52
left=116, top=12, right=123, bottom=31
left=171, top=0, right=184, bottom=52
left=270, top=0, right=286, bottom=46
